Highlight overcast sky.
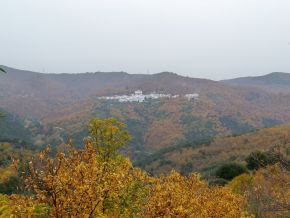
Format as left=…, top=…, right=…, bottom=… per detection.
left=1, top=0, right=290, bottom=80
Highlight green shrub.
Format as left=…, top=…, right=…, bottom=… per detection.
left=245, top=151, right=282, bottom=170
left=208, top=178, right=228, bottom=186
left=0, top=176, right=21, bottom=194
left=215, top=163, right=247, bottom=181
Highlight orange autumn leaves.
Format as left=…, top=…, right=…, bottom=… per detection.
left=229, top=164, right=290, bottom=218
left=144, top=172, right=249, bottom=218
left=8, top=118, right=250, bottom=217
left=21, top=144, right=145, bottom=217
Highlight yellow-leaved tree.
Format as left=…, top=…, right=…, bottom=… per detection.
left=229, top=164, right=290, bottom=218
left=88, top=117, right=131, bottom=160
left=144, top=171, right=250, bottom=218
left=5, top=117, right=251, bottom=217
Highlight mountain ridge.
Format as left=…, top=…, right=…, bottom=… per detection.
left=0, top=66, right=226, bottom=119
left=222, top=72, right=290, bottom=93
left=2, top=66, right=290, bottom=160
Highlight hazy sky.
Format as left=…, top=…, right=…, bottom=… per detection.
left=1, top=0, right=290, bottom=80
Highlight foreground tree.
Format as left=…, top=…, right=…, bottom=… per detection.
left=88, top=117, right=131, bottom=160
left=12, top=118, right=145, bottom=217
left=229, top=164, right=290, bottom=217
left=6, top=117, right=251, bottom=217
left=16, top=144, right=147, bottom=217
left=144, top=171, right=250, bottom=217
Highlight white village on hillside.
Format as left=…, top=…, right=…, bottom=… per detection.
left=98, top=90, right=199, bottom=103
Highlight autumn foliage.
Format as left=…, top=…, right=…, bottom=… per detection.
left=1, top=118, right=252, bottom=217
left=144, top=171, right=249, bottom=217
left=229, top=163, right=290, bottom=218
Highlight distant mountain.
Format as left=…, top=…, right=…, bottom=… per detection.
left=0, top=66, right=219, bottom=119
left=222, top=72, right=290, bottom=93
left=2, top=66, right=290, bottom=161
left=0, top=66, right=145, bottom=118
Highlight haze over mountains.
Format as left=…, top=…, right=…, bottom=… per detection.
left=223, top=72, right=290, bottom=93
left=2, top=66, right=290, bottom=118
left=1, top=66, right=290, bottom=161
left=0, top=66, right=219, bottom=118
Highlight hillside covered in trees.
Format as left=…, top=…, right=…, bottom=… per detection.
left=1, top=68, right=290, bottom=217
left=139, top=122, right=290, bottom=176
left=1, top=117, right=289, bottom=217
left=3, top=67, right=290, bottom=162
left=2, top=0, right=290, bottom=216
left=0, top=118, right=252, bottom=217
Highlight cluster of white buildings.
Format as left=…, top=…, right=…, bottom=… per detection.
left=98, top=90, right=199, bottom=103
left=185, top=93, right=200, bottom=101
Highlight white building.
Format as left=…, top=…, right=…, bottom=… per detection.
left=185, top=93, right=199, bottom=101
left=134, top=90, right=143, bottom=95
left=98, top=90, right=199, bottom=103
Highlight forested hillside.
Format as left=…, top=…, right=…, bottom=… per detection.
left=139, top=122, right=290, bottom=175
left=2, top=0, right=290, bottom=216
left=0, top=117, right=289, bottom=217
left=0, top=109, right=32, bottom=143
left=2, top=67, right=290, bottom=161
left=42, top=89, right=290, bottom=160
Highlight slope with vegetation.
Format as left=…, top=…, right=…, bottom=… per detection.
left=0, top=118, right=251, bottom=217
left=3, top=67, right=290, bottom=160
left=41, top=89, right=290, bottom=161
left=139, top=122, right=290, bottom=176
left=0, top=109, right=33, bottom=143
